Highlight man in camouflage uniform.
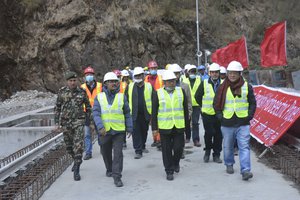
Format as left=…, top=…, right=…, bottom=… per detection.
left=54, top=71, right=91, bottom=181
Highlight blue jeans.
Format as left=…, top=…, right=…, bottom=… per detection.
left=221, top=125, right=251, bottom=173
left=84, top=125, right=92, bottom=155
left=192, top=106, right=201, bottom=142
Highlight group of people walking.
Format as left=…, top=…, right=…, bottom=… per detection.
left=54, top=60, right=256, bottom=187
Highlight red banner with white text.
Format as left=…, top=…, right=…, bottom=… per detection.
left=250, top=85, right=300, bottom=147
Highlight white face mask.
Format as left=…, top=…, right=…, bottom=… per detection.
left=134, top=79, right=143, bottom=83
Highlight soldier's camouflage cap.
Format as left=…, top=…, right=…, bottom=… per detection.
left=65, top=71, right=77, bottom=80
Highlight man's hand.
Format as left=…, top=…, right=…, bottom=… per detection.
left=99, top=128, right=106, bottom=136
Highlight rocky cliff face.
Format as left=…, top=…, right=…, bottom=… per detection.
left=0, top=0, right=299, bottom=100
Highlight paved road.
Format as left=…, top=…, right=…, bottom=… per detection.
left=41, top=122, right=300, bottom=200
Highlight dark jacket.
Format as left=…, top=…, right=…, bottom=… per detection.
left=124, top=82, right=154, bottom=122
left=152, top=87, right=189, bottom=134
left=93, top=86, right=133, bottom=134
left=213, top=82, right=256, bottom=127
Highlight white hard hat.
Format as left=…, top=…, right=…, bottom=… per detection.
left=133, top=67, right=144, bottom=76
left=103, top=72, right=119, bottom=82
left=209, top=63, right=220, bottom=71
left=121, top=69, right=129, bottom=76
left=220, top=66, right=227, bottom=74
left=184, top=64, right=191, bottom=70
left=188, top=64, right=197, bottom=72
left=162, top=70, right=177, bottom=81
left=227, top=61, right=243, bottom=72
left=168, top=64, right=182, bottom=73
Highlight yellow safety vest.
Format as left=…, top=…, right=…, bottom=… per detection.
left=223, top=83, right=249, bottom=119
left=182, top=77, right=201, bottom=106
left=97, top=92, right=125, bottom=131
left=201, top=79, right=215, bottom=115
left=128, top=82, right=152, bottom=115
left=157, top=87, right=185, bottom=130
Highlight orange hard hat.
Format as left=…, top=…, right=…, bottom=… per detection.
left=84, top=66, right=95, bottom=74
left=147, top=60, right=158, bottom=68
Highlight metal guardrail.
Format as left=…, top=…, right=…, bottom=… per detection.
left=0, top=131, right=60, bottom=169
left=0, top=131, right=64, bottom=182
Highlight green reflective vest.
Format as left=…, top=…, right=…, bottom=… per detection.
left=201, top=79, right=215, bottom=115
left=97, top=92, right=125, bottom=131
left=223, top=83, right=249, bottom=119
left=157, top=87, right=185, bottom=130
left=128, top=82, right=152, bottom=115
left=182, top=77, right=201, bottom=106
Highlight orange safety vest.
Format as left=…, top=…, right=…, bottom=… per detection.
left=145, top=75, right=163, bottom=91
left=81, top=82, right=102, bottom=111
left=119, top=81, right=127, bottom=93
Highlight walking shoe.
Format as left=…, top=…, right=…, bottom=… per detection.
left=73, top=164, right=81, bottom=181
left=194, top=141, right=201, bottom=147
left=114, top=177, right=124, bottom=187
left=242, top=171, right=253, bottom=181
left=83, top=154, right=92, bottom=160
left=106, top=170, right=112, bottom=177
left=151, top=141, right=157, bottom=147
left=203, top=154, right=210, bottom=163
left=226, top=165, right=234, bottom=174
left=185, top=139, right=190, bottom=143
left=134, top=153, right=142, bottom=159
left=213, top=156, right=222, bottom=163
left=174, top=165, right=180, bottom=173
left=166, top=174, right=174, bottom=181
left=142, top=149, right=149, bottom=153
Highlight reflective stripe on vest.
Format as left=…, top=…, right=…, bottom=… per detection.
left=97, top=92, right=125, bottom=131
left=182, top=77, right=201, bottom=106
left=81, top=82, right=102, bottom=111
left=145, top=75, right=163, bottom=91
left=223, top=83, right=249, bottom=119
left=201, top=79, right=215, bottom=115
left=119, top=82, right=127, bottom=93
left=157, top=87, right=185, bottom=129
left=128, top=82, right=152, bottom=115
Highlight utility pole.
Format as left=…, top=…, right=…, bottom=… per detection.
left=196, top=0, right=202, bottom=66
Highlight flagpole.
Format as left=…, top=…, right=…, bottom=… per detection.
left=196, top=0, right=201, bottom=66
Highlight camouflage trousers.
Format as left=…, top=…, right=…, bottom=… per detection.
left=63, top=125, right=84, bottom=164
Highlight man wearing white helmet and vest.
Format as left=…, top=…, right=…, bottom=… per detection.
left=195, top=63, right=223, bottom=164
left=81, top=66, right=102, bottom=160
left=93, top=72, right=133, bottom=187
left=152, top=70, right=189, bottom=181
left=125, top=67, right=154, bottom=159
left=168, top=63, right=192, bottom=155
left=182, top=64, right=202, bottom=147
left=213, top=61, right=256, bottom=181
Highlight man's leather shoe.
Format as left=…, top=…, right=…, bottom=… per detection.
left=166, top=174, right=174, bottom=181
left=83, top=154, right=92, bottom=160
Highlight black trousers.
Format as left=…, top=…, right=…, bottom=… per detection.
left=132, top=114, right=149, bottom=154
left=100, top=133, right=124, bottom=178
left=160, top=129, right=185, bottom=174
left=201, top=113, right=222, bottom=156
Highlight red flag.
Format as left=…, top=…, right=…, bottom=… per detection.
left=260, top=21, right=287, bottom=67
left=211, top=36, right=249, bottom=68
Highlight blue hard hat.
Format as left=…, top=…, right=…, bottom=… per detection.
left=197, top=65, right=205, bottom=70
